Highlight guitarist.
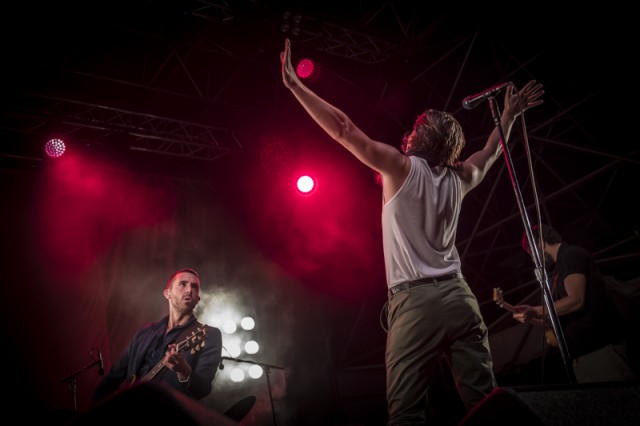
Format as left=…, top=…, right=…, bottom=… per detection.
left=91, top=268, right=223, bottom=404
left=512, top=224, right=636, bottom=383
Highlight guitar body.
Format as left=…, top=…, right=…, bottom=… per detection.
left=544, top=328, right=558, bottom=348
left=493, top=288, right=559, bottom=348
left=125, top=325, right=208, bottom=388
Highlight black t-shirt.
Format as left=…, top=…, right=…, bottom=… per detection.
left=554, top=244, right=623, bottom=357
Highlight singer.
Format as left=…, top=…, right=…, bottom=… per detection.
left=281, top=38, right=543, bottom=425
left=91, top=268, right=223, bottom=404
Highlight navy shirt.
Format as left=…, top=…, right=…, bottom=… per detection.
left=92, top=315, right=222, bottom=403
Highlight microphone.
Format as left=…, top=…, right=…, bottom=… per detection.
left=462, top=82, right=511, bottom=110
left=97, top=349, right=104, bottom=375
left=219, top=360, right=224, bottom=370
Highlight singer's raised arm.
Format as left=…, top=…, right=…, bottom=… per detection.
left=458, top=80, right=544, bottom=194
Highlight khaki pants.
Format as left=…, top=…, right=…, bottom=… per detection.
left=385, top=276, right=496, bottom=425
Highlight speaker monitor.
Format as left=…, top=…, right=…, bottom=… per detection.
left=460, top=382, right=640, bottom=426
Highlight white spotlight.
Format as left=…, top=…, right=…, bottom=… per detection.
left=240, top=316, right=255, bottom=330
left=223, top=319, right=237, bottom=334
left=248, top=365, right=263, bottom=379
left=227, top=343, right=241, bottom=358
left=230, top=368, right=245, bottom=382
left=244, top=340, right=259, bottom=354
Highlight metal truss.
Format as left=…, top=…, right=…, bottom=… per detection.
left=299, top=22, right=397, bottom=64
left=187, top=0, right=235, bottom=23
left=50, top=97, right=236, bottom=161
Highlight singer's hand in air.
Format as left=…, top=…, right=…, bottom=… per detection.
left=281, top=38, right=300, bottom=90
left=504, top=80, right=544, bottom=118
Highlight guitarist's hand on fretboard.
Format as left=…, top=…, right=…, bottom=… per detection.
left=163, top=343, right=193, bottom=382
left=512, top=304, right=539, bottom=324
left=493, top=288, right=541, bottom=324
left=493, top=287, right=558, bottom=348
left=129, top=325, right=207, bottom=385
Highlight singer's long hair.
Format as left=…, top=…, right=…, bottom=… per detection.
left=401, top=109, right=466, bottom=168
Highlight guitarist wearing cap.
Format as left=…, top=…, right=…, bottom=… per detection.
left=512, top=225, right=636, bottom=383
left=91, top=268, right=223, bottom=404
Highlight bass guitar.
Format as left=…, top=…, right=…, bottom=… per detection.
left=492, top=287, right=558, bottom=348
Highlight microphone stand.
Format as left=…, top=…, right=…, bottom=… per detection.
left=487, top=97, right=577, bottom=385
left=221, top=356, right=284, bottom=426
left=60, top=358, right=102, bottom=413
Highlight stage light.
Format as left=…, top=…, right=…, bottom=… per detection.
left=281, top=11, right=302, bottom=37
left=296, top=59, right=314, bottom=79
left=223, top=319, right=237, bottom=334
left=45, top=138, right=66, bottom=158
left=240, top=316, right=255, bottom=331
left=297, top=175, right=315, bottom=194
left=227, top=343, right=241, bottom=358
left=248, top=365, right=263, bottom=379
left=244, top=340, right=259, bottom=354
left=230, top=368, right=245, bottom=382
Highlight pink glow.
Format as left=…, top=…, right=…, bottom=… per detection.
left=36, top=154, right=175, bottom=278
left=296, top=175, right=315, bottom=194
left=296, top=59, right=314, bottom=79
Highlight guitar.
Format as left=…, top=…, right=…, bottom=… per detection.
left=129, top=324, right=208, bottom=384
left=492, top=288, right=558, bottom=348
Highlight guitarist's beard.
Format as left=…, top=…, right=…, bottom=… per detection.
left=169, top=295, right=198, bottom=316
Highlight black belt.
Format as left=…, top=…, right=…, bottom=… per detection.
left=389, top=272, right=462, bottom=295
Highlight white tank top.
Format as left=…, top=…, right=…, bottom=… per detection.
left=382, top=156, right=462, bottom=288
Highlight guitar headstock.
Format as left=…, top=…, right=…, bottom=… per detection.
left=492, top=288, right=504, bottom=307
left=176, top=325, right=208, bottom=354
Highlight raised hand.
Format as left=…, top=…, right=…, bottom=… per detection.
left=280, top=38, right=299, bottom=89
left=504, top=80, right=544, bottom=117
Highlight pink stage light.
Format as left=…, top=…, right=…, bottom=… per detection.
left=45, top=138, right=66, bottom=158
left=296, top=59, right=314, bottom=79
left=296, top=175, right=315, bottom=194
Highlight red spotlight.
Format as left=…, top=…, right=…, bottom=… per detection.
left=296, top=59, right=314, bottom=79
left=296, top=175, right=316, bottom=194
left=45, top=138, right=66, bottom=158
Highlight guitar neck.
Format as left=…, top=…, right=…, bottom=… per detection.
left=498, top=300, right=517, bottom=314
left=138, top=326, right=202, bottom=383
left=141, top=361, right=166, bottom=382
left=493, top=288, right=557, bottom=346
left=494, top=289, right=546, bottom=329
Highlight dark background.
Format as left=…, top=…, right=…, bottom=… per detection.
left=0, top=1, right=636, bottom=425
